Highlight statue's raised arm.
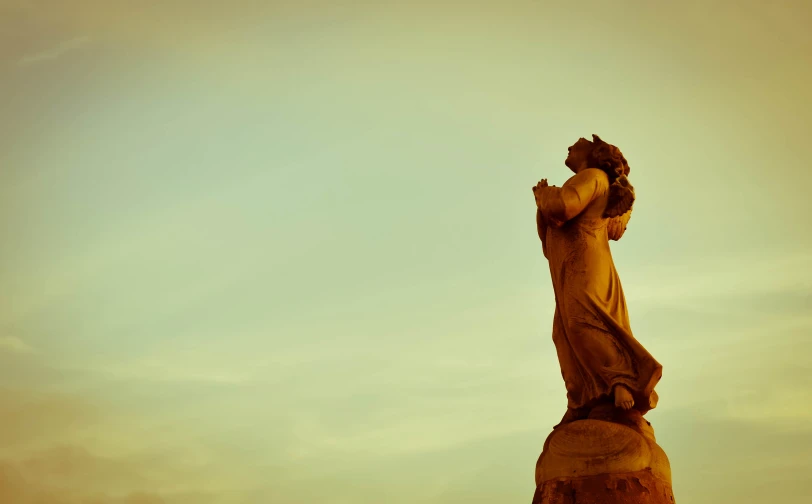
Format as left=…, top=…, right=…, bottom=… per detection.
left=535, top=168, right=610, bottom=227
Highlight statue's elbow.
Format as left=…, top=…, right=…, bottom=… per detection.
left=563, top=207, right=584, bottom=222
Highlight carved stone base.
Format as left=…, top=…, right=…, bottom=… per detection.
left=532, top=418, right=674, bottom=504
left=532, top=470, right=675, bottom=504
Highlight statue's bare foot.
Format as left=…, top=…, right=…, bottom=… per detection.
left=614, top=385, right=634, bottom=410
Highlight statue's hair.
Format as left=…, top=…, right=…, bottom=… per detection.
left=587, top=134, right=635, bottom=218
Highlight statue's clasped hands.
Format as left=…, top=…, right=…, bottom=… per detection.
left=532, top=179, right=549, bottom=208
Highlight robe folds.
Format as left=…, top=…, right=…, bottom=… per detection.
left=537, top=168, right=662, bottom=413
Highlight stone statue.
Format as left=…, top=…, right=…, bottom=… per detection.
left=532, top=134, right=662, bottom=426
left=530, top=136, right=674, bottom=503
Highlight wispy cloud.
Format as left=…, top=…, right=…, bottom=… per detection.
left=17, top=35, right=91, bottom=66
left=0, top=335, right=34, bottom=354
left=624, top=251, right=812, bottom=309
left=96, top=357, right=252, bottom=385
left=0, top=447, right=175, bottom=504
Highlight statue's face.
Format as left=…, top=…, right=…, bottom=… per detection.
left=565, top=137, right=592, bottom=172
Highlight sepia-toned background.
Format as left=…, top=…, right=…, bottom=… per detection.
left=1, top=1, right=810, bottom=502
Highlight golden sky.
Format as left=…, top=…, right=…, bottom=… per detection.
left=1, top=1, right=811, bottom=502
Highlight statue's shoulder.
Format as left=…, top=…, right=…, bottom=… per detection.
left=565, top=168, right=609, bottom=188
left=584, top=168, right=609, bottom=183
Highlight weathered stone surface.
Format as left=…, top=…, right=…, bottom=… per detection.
left=532, top=470, right=675, bottom=504
left=533, top=419, right=674, bottom=503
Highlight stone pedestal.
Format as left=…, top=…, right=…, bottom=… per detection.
left=532, top=416, right=674, bottom=503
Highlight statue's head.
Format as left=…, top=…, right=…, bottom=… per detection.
left=566, top=135, right=635, bottom=218
left=564, top=137, right=593, bottom=173
left=566, top=135, right=630, bottom=179
left=586, top=134, right=630, bottom=180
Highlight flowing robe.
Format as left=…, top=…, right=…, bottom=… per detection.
left=536, top=168, right=662, bottom=413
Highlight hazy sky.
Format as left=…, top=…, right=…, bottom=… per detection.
left=1, top=1, right=811, bottom=503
